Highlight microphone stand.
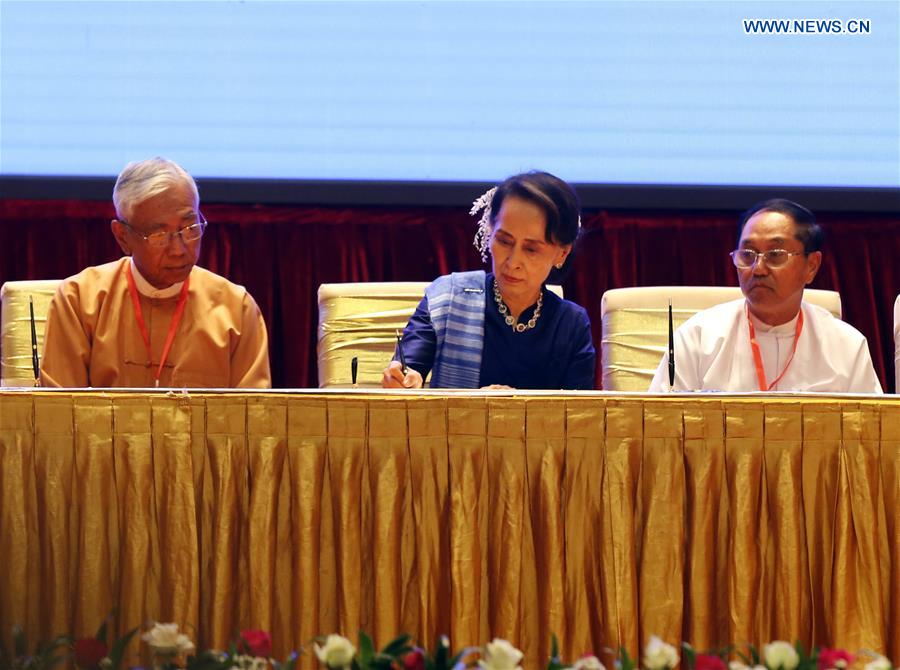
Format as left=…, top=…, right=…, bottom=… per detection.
left=30, top=296, right=41, bottom=387
left=668, top=298, right=675, bottom=390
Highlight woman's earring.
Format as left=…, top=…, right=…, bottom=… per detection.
left=555, top=262, right=563, bottom=269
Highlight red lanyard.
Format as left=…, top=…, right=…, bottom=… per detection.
left=125, top=263, right=190, bottom=387
left=747, top=305, right=804, bottom=391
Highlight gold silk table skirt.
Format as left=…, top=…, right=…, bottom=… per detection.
left=0, top=390, right=897, bottom=667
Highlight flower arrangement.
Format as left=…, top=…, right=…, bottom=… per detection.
left=1, top=621, right=896, bottom=670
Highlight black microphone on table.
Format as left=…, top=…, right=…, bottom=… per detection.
left=30, top=296, right=41, bottom=387
left=668, top=298, right=675, bottom=389
left=351, top=356, right=358, bottom=387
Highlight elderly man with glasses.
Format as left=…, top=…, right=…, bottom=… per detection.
left=40, top=157, right=271, bottom=388
left=649, top=199, right=881, bottom=393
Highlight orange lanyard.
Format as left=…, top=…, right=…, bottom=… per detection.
left=747, top=306, right=803, bottom=391
left=125, top=264, right=190, bottom=387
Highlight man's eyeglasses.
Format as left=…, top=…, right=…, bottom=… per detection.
left=730, top=248, right=806, bottom=269
left=120, top=213, right=208, bottom=248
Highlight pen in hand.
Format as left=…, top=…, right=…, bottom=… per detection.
left=395, top=329, right=408, bottom=375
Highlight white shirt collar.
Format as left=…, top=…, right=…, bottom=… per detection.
left=747, top=301, right=801, bottom=335
left=129, top=257, right=186, bottom=299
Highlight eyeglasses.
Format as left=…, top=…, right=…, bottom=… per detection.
left=730, top=248, right=806, bottom=269
left=120, top=213, right=208, bottom=248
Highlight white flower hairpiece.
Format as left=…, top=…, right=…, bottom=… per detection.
left=469, top=184, right=583, bottom=263
left=470, top=187, right=497, bottom=262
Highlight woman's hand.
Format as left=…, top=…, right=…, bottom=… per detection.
left=381, top=361, right=424, bottom=389
left=481, top=384, right=515, bottom=390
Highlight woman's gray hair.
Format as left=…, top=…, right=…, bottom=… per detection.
left=113, top=157, right=199, bottom=221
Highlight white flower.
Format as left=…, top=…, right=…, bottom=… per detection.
left=141, top=622, right=195, bottom=656
left=642, top=636, right=679, bottom=670
left=469, top=187, right=497, bottom=217
left=573, top=655, right=606, bottom=670
left=470, top=187, right=498, bottom=261
left=314, top=634, right=356, bottom=669
left=208, top=650, right=229, bottom=663
left=763, top=642, right=799, bottom=670
left=864, top=655, right=893, bottom=670
left=479, top=638, right=524, bottom=670
left=731, top=663, right=766, bottom=670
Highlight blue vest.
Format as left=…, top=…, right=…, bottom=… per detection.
left=426, top=271, right=486, bottom=388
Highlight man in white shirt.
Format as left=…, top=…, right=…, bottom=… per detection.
left=649, top=199, right=882, bottom=393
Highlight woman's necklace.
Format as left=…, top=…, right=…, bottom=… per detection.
left=493, top=281, right=542, bottom=333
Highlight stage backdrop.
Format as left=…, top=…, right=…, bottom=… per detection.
left=4, top=2, right=897, bottom=187
left=1, top=199, right=898, bottom=391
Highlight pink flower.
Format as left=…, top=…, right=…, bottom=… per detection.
left=73, top=638, right=108, bottom=669
left=240, top=630, right=273, bottom=659
left=695, top=655, right=727, bottom=670
left=404, top=648, right=426, bottom=670
left=818, top=649, right=854, bottom=670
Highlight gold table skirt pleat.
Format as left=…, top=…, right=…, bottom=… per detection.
left=0, top=391, right=897, bottom=667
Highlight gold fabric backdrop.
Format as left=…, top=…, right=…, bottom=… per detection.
left=0, top=391, right=897, bottom=667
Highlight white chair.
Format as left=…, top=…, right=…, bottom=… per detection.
left=894, top=295, right=899, bottom=393
left=0, top=280, right=62, bottom=386
left=317, top=281, right=563, bottom=388
left=317, top=282, right=430, bottom=388
left=600, top=286, right=842, bottom=391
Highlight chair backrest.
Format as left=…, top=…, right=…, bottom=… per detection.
left=600, top=286, right=842, bottom=392
left=0, top=280, right=62, bottom=386
left=894, top=295, right=900, bottom=393
left=317, top=280, right=563, bottom=387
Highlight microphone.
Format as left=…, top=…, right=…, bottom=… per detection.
left=351, top=356, right=358, bottom=387
left=29, top=296, right=41, bottom=386
left=667, top=298, right=675, bottom=389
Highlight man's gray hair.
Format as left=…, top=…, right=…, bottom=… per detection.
left=113, top=157, right=199, bottom=221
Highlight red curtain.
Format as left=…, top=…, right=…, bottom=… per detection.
left=2, top=199, right=898, bottom=391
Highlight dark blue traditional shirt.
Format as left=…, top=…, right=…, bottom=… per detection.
left=401, top=273, right=595, bottom=389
